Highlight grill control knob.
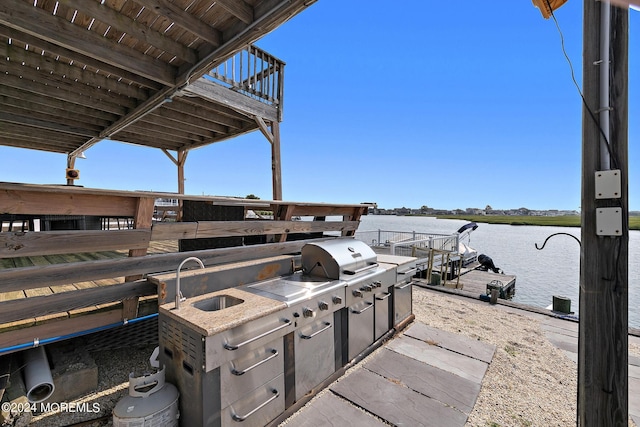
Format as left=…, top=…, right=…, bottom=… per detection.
left=332, top=296, right=343, bottom=305
left=318, top=301, right=329, bottom=311
left=360, top=285, right=373, bottom=292
left=302, top=307, right=315, bottom=318
left=352, top=289, right=363, bottom=298
left=373, top=281, right=382, bottom=288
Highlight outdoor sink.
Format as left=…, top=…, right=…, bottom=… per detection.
left=192, top=295, right=244, bottom=312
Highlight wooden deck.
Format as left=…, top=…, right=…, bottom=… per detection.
left=281, top=322, right=496, bottom=427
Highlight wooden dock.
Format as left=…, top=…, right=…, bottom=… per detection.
left=416, top=267, right=517, bottom=300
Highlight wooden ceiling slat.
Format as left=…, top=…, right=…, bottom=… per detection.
left=0, top=86, right=119, bottom=123
left=137, top=115, right=219, bottom=140
left=0, top=123, right=89, bottom=145
left=0, top=102, right=106, bottom=134
left=150, top=104, right=230, bottom=134
left=57, top=0, right=198, bottom=64
left=0, top=137, right=80, bottom=153
left=0, top=73, right=127, bottom=117
left=0, top=111, right=97, bottom=137
left=0, top=0, right=177, bottom=86
left=134, top=0, right=222, bottom=47
left=0, top=25, right=163, bottom=90
left=175, top=96, right=249, bottom=127
left=114, top=124, right=205, bottom=146
left=1, top=42, right=149, bottom=100
left=0, top=62, right=136, bottom=112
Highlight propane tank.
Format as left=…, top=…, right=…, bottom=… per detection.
left=112, top=366, right=179, bottom=427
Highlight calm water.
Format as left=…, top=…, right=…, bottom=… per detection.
left=357, top=215, right=640, bottom=329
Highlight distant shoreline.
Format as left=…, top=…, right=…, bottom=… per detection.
left=395, top=214, right=640, bottom=231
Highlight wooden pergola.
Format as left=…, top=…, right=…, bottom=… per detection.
left=0, top=0, right=312, bottom=199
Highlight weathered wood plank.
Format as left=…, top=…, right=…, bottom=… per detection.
left=0, top=238, right=330, bottom=293
left=0, top=309, right=123, bottom=349
left=151, top=222, right=198, bottom=240
left=330, top=368, right=467, bottom=427
left=0, top=190, right=138, bottom=216
left=365, top=348, right=481, bottom=415
left=0, top=230, right=151, bottom=258
left=192, top=220, right=358, bottom=239
left=0, top=281, right=155, bottom=324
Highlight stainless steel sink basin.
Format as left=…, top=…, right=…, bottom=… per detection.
left=192, top=295, right=244, bottom=312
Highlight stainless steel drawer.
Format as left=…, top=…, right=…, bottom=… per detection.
left=220, top=338, right=284, bottom=408
left=221, top=374, right=285, bottom=427
left=205, top=310, right=294, bottom=371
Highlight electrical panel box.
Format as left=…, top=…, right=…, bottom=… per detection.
left=595, top=170, right=621, bottom=199
left=596, top=207, right=622, bottom=236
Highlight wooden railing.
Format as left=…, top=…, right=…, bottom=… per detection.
left=207, top=44, right=284, bottom=111
left=0, top=183, right=369, bottom=349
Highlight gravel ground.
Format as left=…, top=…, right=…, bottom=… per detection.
left=20, top=287, right=640, bottom=426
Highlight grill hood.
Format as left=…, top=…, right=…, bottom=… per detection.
left=301, top=239, right=378, bottom=280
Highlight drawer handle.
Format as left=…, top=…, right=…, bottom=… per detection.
left=351, top=302, right=373, bottom=314
left=224, top=319, right=291, bottom=351
left=375, top=292, right=391, bottom=301
left=398, top=267, right=417, bottom=276
left=231, top=349, right=278, bottom=376
left=231, top=389, right=279, bottom=422
left=395, top=282, right=412, bottom=290
left=299, top=322, right=332, bottom=340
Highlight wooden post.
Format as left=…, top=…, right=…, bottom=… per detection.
left=271, top=121, right=282, bottom=200
left=578, top=1, right=628, bottom=425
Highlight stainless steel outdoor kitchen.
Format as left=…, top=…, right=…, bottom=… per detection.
left=157, top=238, right=417, bottom=427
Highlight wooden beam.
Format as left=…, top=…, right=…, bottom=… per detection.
left=0, top=230, right=151, bottom=258
left=125, top=197, right=155, bottom=281
left=578, top=1, right=629, bottom=425
left=0, top=0, right=177, bottom=85
left=214, top=0, right=253, bottom=24
left=255, top=116, right=274, bottom=144
left=0, top=190, right=138, bottom=216
left=0, top=281, right=156, bottom=325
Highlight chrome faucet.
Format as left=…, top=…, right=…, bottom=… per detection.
left=175, top=256, right=205, bottom=309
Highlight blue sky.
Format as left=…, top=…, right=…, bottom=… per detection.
left=1, top=0, right=638, bottom=211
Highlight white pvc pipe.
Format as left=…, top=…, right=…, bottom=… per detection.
left=22, top=346, right=55, bottom=403
left=600, top=0, right=611, bottom=170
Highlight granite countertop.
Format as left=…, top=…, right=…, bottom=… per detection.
left=158, top=287, right=286, bottom=337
